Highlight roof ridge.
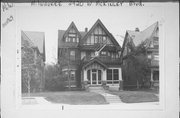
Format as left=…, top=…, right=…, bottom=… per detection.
left=141, top=21, right=158, bottom=33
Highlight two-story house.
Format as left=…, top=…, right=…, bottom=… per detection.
left=58, top=19, right=123, bottom=90
left=121, top=22, right=159, bottom=89
left=21, top=31, right=45, bottom=92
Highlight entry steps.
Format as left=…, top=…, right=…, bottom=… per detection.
left=88, top=86, right=122, bottom=104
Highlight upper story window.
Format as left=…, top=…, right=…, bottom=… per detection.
left=101, top=51, right=107, bottom=56
left=85, top=25, right=113, bottom=45
left=70, top=50, right=75, bottom=60
left=65, top=27, right=79, bottom=43
left=153, top=38, right=159, bottom=48
left=153, top=54, right=159, bottom=61
left=70, top=70, right=76, bottom=80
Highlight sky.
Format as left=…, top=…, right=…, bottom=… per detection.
left=16, top=3, right=164, bottom=64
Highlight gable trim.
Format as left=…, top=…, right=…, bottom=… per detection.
left=82, top=58, right=108, bottom=70
left=63, top=22, right=81, bottom=39
left=81, top=19, right=120, bottom=47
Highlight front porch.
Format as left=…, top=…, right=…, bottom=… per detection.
left=81, top=58, right=123, bottom=90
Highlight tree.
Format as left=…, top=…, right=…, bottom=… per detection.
left=21, top=41, right=44, bottom=94
left=44, top=63, right=66, bottom=91
left=123, top=42, right=151, bottom=89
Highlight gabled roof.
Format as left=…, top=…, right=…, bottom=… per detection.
left=21, top=31, right=45, bottom=55
left=63, top=21, right=81, bottom=39
left=120, top=22, right=158, bottom=59
left=82, top=57, right=108, bottom=70
left=58, top=22, right=86, bottom=48
left=58, top=30, right=86, bottom=48
left=80, top=19, right=120, bottom=47
left=127, top=22, right=158, bottom=47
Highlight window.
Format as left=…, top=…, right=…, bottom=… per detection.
left=70, top=71, right=75, bottom=80
left=77, top=37, right=79, bottom=42
left=64, top=27, right=80, bottom=43
left=69, top=33, right=76, bottom=37
left=91, top=52, right=95, bottom=57
left=84, top=26, right=112, bottom=45
left=111, top=53, right=116, bottom=59
left=94, top=36, right=98, bottom=44
left=107, top=69, right=112, bottom=84
left=72, top=37, right=76, bottom=42
left=147, top=54, right=152, bottom=59
left=99, top=36, right=103, bottom=43
left=70, top=50, right=75, bottom=60
left=153, top=54, right=159, bottom=61
left=107, top=69, right=119, bottom=84
left=101, top=51, right=106, bottom=55
left=65, top=37, right=69, bottom=42
left=153, top=38, right=159, bottom=48
left=91, top=35, right=94, bottom=44
left=113, top=69, right=119, bottom=83
left=106, top=37, right=112, bottom=44
left=102, top=36, right=107, bottom=43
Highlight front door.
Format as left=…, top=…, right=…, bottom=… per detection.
left=91, top=69, right=101, bottom=85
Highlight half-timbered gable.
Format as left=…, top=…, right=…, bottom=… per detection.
left=63, top=22, right=81, bottom=43
left=80, top=19, right=119, bottom=47
left=58, top=19, right=123, bottom=90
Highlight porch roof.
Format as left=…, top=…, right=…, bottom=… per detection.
left=82, top=57, right=108, bottom=70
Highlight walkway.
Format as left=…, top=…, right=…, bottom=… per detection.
left=88, top=87, right=123, bottom=104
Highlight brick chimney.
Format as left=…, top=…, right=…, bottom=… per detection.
left=85, top=28, right=88, bottom=32
left=135, top=27, right=140, bottom=32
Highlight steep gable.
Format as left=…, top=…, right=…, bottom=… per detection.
left=128, top=22, right=158, bottom=47
left=121, top=22, right=158, bottom=59
left=80, top=19, right=120, bottom=46
left=63, top=21, right=81, bottom=40
left=58, top=22, right=84, bottom=48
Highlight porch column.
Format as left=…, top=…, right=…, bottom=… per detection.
left=102, top=69, right=107, bottom=81
left=150, top=69, right=154, bottom=88
left=119, top=68, right=123, bottom=91
left=84, top=69, right=88, bottom=81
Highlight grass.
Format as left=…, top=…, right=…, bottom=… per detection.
left=107, top=89, right=159, bottom=103
left=22, top=91, right=108, bottom=105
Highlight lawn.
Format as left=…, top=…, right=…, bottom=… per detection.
left=22, top=91, right=108, bottom=105
left=107, top=89, right=159, bottom=103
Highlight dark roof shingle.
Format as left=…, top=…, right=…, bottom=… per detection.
left=127, top=22, right=158, bottom=47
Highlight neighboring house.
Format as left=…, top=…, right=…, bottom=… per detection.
left=121, top=22, right=159, bottom=89
left=58, top=19, right=123, bottom=89
left=21, top=31, right=45, bottom=92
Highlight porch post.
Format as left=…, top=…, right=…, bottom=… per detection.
left=84, top=69, right=87, bottom=81
left=119, top=68, right=123, bottom=91
left=150, top=69, right=154, bottom=88
left=102, top=69, right=107, bottom=81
